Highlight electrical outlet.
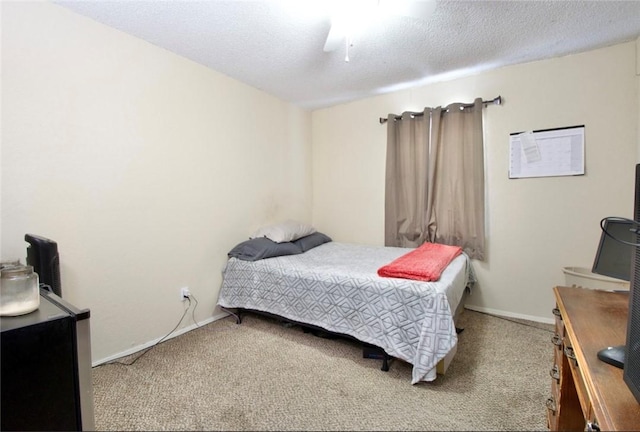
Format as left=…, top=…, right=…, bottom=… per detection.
left=180, top=287, right=191, bottom=301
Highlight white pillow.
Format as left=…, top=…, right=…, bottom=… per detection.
left=250, top=220, right=316, bottom=243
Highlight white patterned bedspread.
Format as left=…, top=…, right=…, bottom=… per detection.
left=217, top=242, right=471, bottom=383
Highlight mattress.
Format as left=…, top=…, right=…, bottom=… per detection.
left=217, top=241, right=472, bottom=383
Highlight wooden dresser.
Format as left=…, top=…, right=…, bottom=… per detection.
left=548, top=286, right=640, bottom=431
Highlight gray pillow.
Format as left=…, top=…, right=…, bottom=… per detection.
left=228, top=237, right=302, bottom=261
left=293, top=232, right=332, bottom=252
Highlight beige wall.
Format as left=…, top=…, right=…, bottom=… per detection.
left=312, top=41, right=639, bottom=322
left=2, top=2, right=638, bottom=365
left=1, top=2, right=312, bottom=363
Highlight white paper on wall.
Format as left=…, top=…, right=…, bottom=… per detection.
left=509, top=125, right=584, bottom=179
left=519, top=131, right=541, bottom=163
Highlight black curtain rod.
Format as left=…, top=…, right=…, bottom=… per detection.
left=379, top=95, right=502, bottom=124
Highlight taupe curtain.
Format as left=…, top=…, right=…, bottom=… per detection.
left=384, top=110, right=431, bottom=248
left=384, top=98, right=485, bottom=260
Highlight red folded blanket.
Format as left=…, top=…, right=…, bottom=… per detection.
left=377, top=242, right=462, bottom=282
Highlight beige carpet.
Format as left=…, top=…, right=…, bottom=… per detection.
left=92, top=309, right=554, bottom=431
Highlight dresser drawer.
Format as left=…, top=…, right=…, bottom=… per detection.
left=549, top=303, right=586, bottom=431
left=564, top=338, right=592, bottom=423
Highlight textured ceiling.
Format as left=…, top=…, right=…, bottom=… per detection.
left=54, top=0, right=640, bottom=110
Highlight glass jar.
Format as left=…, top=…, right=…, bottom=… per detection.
left=0, top=264, right=40, bottom=316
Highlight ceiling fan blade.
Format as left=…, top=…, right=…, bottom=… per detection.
left=323, top=21, right=345, bottom=52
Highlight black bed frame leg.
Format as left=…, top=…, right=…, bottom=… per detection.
left=381, top=354, right=393, bottom=372
left=364, top=344, right=393, bottom=372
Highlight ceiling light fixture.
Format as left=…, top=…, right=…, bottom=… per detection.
left=323, top=0, right=437, bottom=62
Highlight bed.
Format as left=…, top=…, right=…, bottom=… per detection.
left=217, top=236, right=473, bottom=384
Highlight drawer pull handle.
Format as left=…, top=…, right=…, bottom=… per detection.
left=587, top=421, right=600, bottom=432
left=552, top=307, right=562, bottom=318
left=545, top=397, right=557, bottom=414
left=551, top=334, right=562, bottom=346
left=550, top=365, right=560, bottom=381
left=564, top=346, right=577, bottom=362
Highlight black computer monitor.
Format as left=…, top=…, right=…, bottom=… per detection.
left=592, top=217, right=633, bottom=282
left=25, top=234, right=62, bottom=297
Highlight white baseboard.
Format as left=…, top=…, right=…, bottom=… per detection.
left=92, top=311, right=230, bottom=367
left=464, top=305, right=555, bottom=325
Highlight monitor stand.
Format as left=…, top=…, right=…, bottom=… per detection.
left=597, top=345, right=625, bottom=369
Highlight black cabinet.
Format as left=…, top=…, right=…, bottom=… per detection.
left=1, top=290, right=94, bottom=431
